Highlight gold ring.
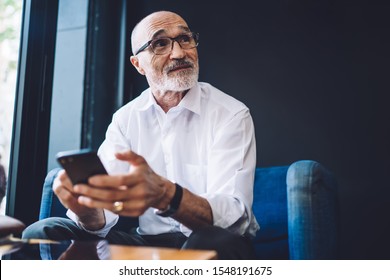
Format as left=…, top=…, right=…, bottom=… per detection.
left=113, top=201, right=124, bottom=213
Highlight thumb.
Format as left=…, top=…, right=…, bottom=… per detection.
left=115, top=150, right=146, bottom=166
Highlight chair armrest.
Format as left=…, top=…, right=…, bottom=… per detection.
left=287, top=160, right=339, bottom=259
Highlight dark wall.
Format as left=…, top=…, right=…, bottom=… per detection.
left=126, top=1, right=390, bottom=259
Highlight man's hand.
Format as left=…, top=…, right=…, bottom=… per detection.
left=53, top=170, right=105, bottom=230
left=72, top=150, right=172, bottom=217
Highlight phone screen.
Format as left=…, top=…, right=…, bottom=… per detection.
left=56, top=149, right=107, bottom=185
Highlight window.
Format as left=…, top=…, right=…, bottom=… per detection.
left=0, top=0, right=23, bottom=214
left=6, top=0, right=59, bottom=224
left=6, top=0, right=130, bottom=225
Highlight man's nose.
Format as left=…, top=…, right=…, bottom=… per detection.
left=169, top=41, right=186, bottom=59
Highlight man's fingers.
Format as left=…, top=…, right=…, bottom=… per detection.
left=115, top=150, right=146, bottom=166
left=88, top=174, right=137, bottom=189
left=74, top=183, right=130, bottom=201
left=56, top=169, right=73, bottom=190
left=77, top=196, right=147, bottom=217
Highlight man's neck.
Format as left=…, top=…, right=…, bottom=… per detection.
left=152, top=90, right=188, bottom=113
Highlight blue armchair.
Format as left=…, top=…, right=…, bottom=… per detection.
left=39, top=160, right=339, bottom=259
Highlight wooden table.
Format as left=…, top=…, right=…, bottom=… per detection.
left=109, top=245, right=217, bottom=260
left=1, top=238, right=217, bottom=260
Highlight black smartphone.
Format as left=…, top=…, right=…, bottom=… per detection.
left=56, top=148, right=107, bottom=185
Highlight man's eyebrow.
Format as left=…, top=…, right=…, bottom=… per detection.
left=150, top=26, right=191, bottom=40
left=151, top=30, right=166, bottom=40
left=179, top=26, right=191, bottom=32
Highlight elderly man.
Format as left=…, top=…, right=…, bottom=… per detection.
left=23, top=11, right=258, bottom=259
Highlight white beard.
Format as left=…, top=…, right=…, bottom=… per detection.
left=151, top=64, right=199, bottom=92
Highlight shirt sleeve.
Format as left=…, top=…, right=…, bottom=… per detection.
left=200, top=108, right=259, bottom=236
left=98, top=113, right=132, bottom=175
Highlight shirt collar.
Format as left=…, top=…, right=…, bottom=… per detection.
left=177, top=83, right=201, bottom=115
left=137, top=88, right=155, bottom=111
left=136, top=83, right=201, bottom=115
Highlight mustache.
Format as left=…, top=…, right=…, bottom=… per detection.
left=165, top=59, right=194, bottom=72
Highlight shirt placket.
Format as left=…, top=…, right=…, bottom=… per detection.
left=161, top=116, right=174, bottom=181
left=160, top=108, right=182, bottom=232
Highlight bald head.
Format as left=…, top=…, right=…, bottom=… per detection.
left=131, top=11, right=189, bottom=55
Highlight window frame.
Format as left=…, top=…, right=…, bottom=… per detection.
left=7, top=0, right=59, bottom=224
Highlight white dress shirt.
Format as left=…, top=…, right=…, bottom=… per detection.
left=67, top=82, right=259, bottom=237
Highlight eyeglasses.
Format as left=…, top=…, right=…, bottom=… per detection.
left=135, top=32, right=199, bottom=55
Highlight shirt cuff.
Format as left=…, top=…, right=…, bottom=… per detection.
left=200, top=193, right=249, bottom=235
left=66, top=209, right=119, bottom=238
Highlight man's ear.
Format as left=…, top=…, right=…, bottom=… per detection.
left=130, top=56, right=145, bottom=75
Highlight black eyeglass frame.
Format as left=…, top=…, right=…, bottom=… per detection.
left=134, top=32, right=199, bottom=55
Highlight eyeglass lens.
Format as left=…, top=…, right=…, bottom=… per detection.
left=151, top=34, right=197, bottom=55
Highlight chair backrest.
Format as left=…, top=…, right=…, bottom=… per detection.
left=252, top=166, right=289, bottom=259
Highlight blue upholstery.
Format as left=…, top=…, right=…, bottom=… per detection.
left=39, top=160, right=339, bottom=259
left=286, top=160, right=339, bottom=259
left=39, top=168, right=65, bottom=220
left=252, top=165, right=289, bottom=259
left=253, top=160, right=339, bottom=259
